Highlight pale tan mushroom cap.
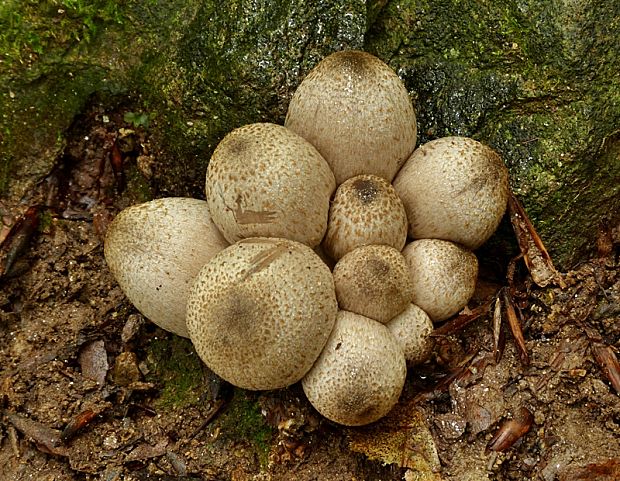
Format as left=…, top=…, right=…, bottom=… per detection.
left=402, top=239, right=478, bottom=322
left=323, top=174, right=408, bottom=260
left=302, top=310, right=406, bottom=426
left=186, top=237, right=338, bottom=391
left=104, top=197, right=228, bottom=337
left=205, top=123, right=336, bottom=247
left=333, top=245, right=414, bottom=324
left=393, top=136, right=509, bottom=250
left=285, top=50, right=417, bottom=185
left=387, top=304, right=434, bottom=365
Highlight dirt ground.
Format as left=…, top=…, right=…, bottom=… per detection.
left=1, top=106, right=619, bottom=481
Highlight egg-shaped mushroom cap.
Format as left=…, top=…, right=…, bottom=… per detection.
left=387, top=304, right=434, bottom=366
left=323, top=174, right=408, bottom=260
left=205, top=122, right=335, bottom=248
left=302, top=310, right=406, bottom=426
left=402, top=239, right=478, bottom=322
left=285, top=50, right=417, bottom=185
left=333, top=245, right=414, bottom=324
left=187, top=237, right=338, bottom=391
left=104, top=197, right=228, bottom=337
left=393, top=136, right=509, bottom=250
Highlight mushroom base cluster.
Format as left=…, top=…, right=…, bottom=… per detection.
left=104, top=50, right=509, bottom=426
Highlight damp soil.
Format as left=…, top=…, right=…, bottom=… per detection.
left=0, top=109, right=619, bottom=481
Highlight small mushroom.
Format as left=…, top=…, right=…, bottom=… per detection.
left=323, top=174, right=408, bottom=260
left=332, top=245, right=414, bottom=324
left=393, top=136, right=509, bottom=249
left=285, top=50, right=417, bottom=185
left=302, top=310, right=406, bottom=426
left=104, top=197, right=228, bottom=337
left=387, top=304, right=434, bottom=366
left=186, top=237, right=337, bottom=391
left=402, top=239, right=478, bottom=322
left=205, top=123, right=336, bottom=247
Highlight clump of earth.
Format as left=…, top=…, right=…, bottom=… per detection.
left=1, top=103, right=618, bottom=481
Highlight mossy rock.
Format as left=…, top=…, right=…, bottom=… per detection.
left=1, top=0, right=618, bottom=268
left=366, top=0, right=620, bottom=267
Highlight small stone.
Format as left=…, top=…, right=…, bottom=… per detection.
left=111, top=351, right=142, bottom=387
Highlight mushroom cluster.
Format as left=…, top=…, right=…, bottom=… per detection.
left=104, top=50, right=509, bottom=426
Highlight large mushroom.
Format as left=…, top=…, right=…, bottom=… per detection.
left=205, top=123, right=336, bottom=247
left=393, top=136, right=509, bottom=249
left=285, top=50, right=417, bottom=185
left=104, top=197, right=228, bottom=337
left=186, top=237, right=338, bottom=391
left=302, top=310, right=407, bottom=426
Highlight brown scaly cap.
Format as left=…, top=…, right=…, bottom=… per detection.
left=323, top=174, right=408, bottom=260
left=302, top=310, right=406, bottom=426
left=393, top=136, right=509, bottom=249
left=333, top=244, right=413, bottom=324
left=186, top=237, right=338, bottom=391
left=402, top=239, right=478, bottom=322
left=206, top=122, right=335, bottom=248
left=104, top=197, right=228, bottom=337
left=285, top=50, right=417, bottom=185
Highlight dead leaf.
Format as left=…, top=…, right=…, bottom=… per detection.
left=348, top=404, right=440, bottom=477
left=508, top=192, right=566, bottom=288
left=78, top=339, right=109, bottom=386
left=590, top=343, right=620, bottom=395
left=486, top=406, right=534, bottom=453
left=124, top=439, right=169, bottom=462
left=432, top=301, right=491, bottom=336
left=0, top=206, right=40, bottom=279
left=560, top=458, right=620, bottom=481
left=5, top=411, right=69, bottom=456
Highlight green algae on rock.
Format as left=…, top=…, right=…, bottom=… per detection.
left=366, top=0, right=620, bottom=267
left=1, top=0, right=618, bottom=270
left=0, top=0, right=366, bottom=202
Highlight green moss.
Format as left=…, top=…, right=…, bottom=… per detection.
left=0, top=0, right=125, bottom=79
left=37, top=209, right=54, bottom=232
left=1, top=0, right=618, bottom=269
left=218, top=389, right=275, bottom=467
left=146, top=336, right=205, bottom=409
left=365, top=0, right=620, bottom=267
left=140, top=0, right=365, bottom=196
left=481, top=97, right=620, bottom=266
left=0, top=0, right=130, bottom=199
left=124, top=165, right=154, bottom=204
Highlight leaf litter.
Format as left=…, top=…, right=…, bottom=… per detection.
left=0, top=107, right=619, bottom=480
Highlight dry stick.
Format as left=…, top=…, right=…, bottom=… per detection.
left=492, top=296, right=506, bottom=364
left=432, top=301, right=492, bottom=337
left=503, top=289, right=530, bottom=366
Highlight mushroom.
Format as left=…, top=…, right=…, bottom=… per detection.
left=104, top=197, right=228, bottom=337
left=302, top=310, right=406, bottom=426
left=332, top=245, right=414, bottom=324
left=387, top=304, right=434, bottom=366
left=205, top=122, right=336, bottom=248
left=402, top=239, right=478, bottom=322
left=323, top=174, right=408, bottom=260
left=186, top=237, right=338, bottom=391
left=285, top=50, right=417, bottom=185
left=393, top=136, right=509, bottom=249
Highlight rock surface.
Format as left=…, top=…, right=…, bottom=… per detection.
left=1, top=0, right=618, bottom=267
